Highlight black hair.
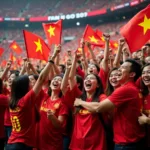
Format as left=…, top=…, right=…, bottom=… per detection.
left=75, top=74, right=104, bottom=113
left=59, top=64, right=66, bottom=74
left=10, top=70, right=19, bottom=77
left=125, top=59, right=142, bottom=81
left=145, top=43, right=150, bottom=47
left=105, top=68, right=118, bottom=96
left=29, top=74, right=39, bottom=81
left=76, top=75, right=83, bottom=91
left=141, top=63, right=150, bottom=96
left=48, top=75, right=63, bottom=98
left=10, top=75, right=30, bottom=109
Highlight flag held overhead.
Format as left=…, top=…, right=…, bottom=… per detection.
left=23, top=30, right=50, bottom=61
left=120, top=4, right=150, bottom=53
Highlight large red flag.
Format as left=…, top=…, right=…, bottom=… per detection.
left=120, top=4, right=150, bottom=53
left=43, top=20, right=62, bottom=46
left=23, top=30, right=50, bottom=61
left=0, top=48, right=4, bottom=56
left=83, top=25, right=103, bottom=46
left=9, top=41, right=22, bottom=54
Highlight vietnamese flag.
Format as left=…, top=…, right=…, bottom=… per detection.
left=0, top=48, right=4, bottom=56
left=23, top=30, right=50, bottom=61
left=43, top=20, right=62, bottom=46
left=83, top=25, right=103, bottom=46
left=9, top=53, right=16, bottom=62
left=9, top=41, right=22, bottom=54
left=110, top=40, right=118, bottom=49
left=120, top=4, right=150, bottom=53
left=96, top=30, right=105, bottom=45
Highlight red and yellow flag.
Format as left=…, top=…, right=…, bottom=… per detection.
left=9, top=41, right=22, bottom=54
left=0, top=48, right=4, bottom=56
left=120, top=4, right=150, bottom=53
left=23, top=30, right=50, bottom=61
left=9, top=53, right=16, bottom=62
left=43, top=20, right=62, bottom=46
left=83, top=25, right=103, bottom=46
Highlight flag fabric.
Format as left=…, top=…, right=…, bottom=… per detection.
left=9, top=53, right=16, bottom=62
left=110, top=40, right=118, bottom=49
left=1, top=60, right=7, bottom=67
left=9, top=41, right=22, bottom=54
left=43, top=20, right=62, bottom=46
left=0, top=48, right=4, bottom=56
left=23, top=30, right=50, bottom=61
left=83, top=25, right=103, bottom=46
left=120, top=4, right=150, bottom=53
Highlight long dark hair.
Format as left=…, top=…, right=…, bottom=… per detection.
left=141, top=63, right=150, bottom=96
left=105, top=68, right=118, bottom=96
left=10, top=75, right=30, bottom=109
left=75, top=74, right=104, bottom=113
left=76, top=75, right=83, bottom=91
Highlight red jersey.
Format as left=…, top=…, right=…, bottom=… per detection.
left=108, top=82, right=145, bottom=144
left=98, top=68, right=108, bottom=91
left=143, top=94, right=150, bottom=147
left=70, top=94, right=107, bottom=150
left=0, top=94, right=8, bottom=138
left=38, top=95, right=69, bottom=150
left=4, top=88, right=11, bottom=126
left=8, top=90, right=37, bottom=147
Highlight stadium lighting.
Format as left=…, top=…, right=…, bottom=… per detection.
left=25, top=24, right=29, bottom=27
left=76, top=22, right=80, bottom=26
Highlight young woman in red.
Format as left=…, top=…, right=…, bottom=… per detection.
left=5, top=54, right=56, bottom=150
left=138, top=63, right=150, bottom=150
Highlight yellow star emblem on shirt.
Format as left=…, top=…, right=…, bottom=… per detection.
left=47, top=26, right=55, bottom=37
left=34, top=39, right=42, bottom=54
left=89, top=36, right=99, bottom=44
left=13, top=45, right=17, bottom=49
left=138, top=15, right=150, bottom=35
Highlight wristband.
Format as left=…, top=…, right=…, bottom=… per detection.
left=48, top=60, right=54, bottom=64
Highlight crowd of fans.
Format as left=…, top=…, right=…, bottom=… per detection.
left=0, top=33, right=150, bottom=150
left=0, top=0, right=132, bottom=17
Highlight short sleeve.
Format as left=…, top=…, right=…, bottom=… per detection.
left=63, top=84, right=82, bottom=109
left=76, top=66, right=85, bottom=79
left=18, top=90, right=36, bottom=108
left=108, top=87, right=138, bottom=107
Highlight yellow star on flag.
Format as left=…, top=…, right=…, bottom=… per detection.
left=138, top=15, right=150, bottom=35
left=89, top=36, right=99, bottom=44
left=13, top=45, right=17, bottom=49
left=101, top=36, right=105, bottom=41
left=34, top=39, right=43, bottom=54
left=47, top=26, right=55, bottom=37
left=114, top=43, right=118, bottom=48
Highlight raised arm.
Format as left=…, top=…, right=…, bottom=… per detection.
left=61, top=61, right=71, bottom=95
left=101, top=34, right=110, bottom=72
left=113, top=38, right=125, bottom=68
left=32, top=45, right=60, bottom=96
left=69, top=52, right=78, bottom=90
left=0, top=61, right=11, bottom=80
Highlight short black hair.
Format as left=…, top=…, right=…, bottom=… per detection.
left=125, top=59, right=141, bottom=81
left=145, top=43, right=150, bottom=47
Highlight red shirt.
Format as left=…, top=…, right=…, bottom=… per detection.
left=98, top=68, right=108, bottom=91
left=143, top=95, right=150, bottom=147
left=70, top=94, right=107, bottom=150
left=4, top=88, right=12, bottom=126
left=0, top=94, right=8, bottom=138
left=63, top=84, right=82, bottom=110
left=76, top=66, right=85, bottom=79
left=108, top=82, right=145, bottom=144
left=38, top=95, right=69, bottom=150
left=8, top=90, right=37, bottom=147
